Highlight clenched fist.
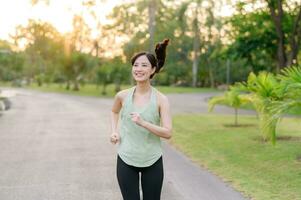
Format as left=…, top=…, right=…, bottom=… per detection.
left=110, top=132, right=120, bottom=144
left=130, top=112, right=145, bottom=126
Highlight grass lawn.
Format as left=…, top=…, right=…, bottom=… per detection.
left=1, top=82, right=218, bottom=97
left=170, top=114, right=301, bottom=200
left=25, top=83, right=122, bottom=98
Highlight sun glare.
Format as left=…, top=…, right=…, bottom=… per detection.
left=0, top=0, right=123, bottom=41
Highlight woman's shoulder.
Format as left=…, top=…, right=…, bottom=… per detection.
left=115, top=87, right=134, bottom=102
left=153, top=87, right=169, bottom=105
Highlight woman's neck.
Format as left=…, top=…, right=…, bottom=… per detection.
left=135, top=81, right=152, bottom=95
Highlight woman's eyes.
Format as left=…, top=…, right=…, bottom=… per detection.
left=134, top=64, right=148, bottom=67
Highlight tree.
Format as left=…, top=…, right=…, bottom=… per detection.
left=208, top=85, right=249, bottom=126
left=177, top=0, right=227, bottom=87
left=61, top=14, right=95, bottom=91
left=0, top=40, right=24, bottom=82
left=268, top=65, right=301, bottom=126
left=266, top=0, right=301, bottom=69
left=11, top=19, right=63, bottom=85
left=238, top=71, right=283, bottom=144
left=227, top=11, right=277, bottom=73
left=148, top=0, right=157, bottom=52
left=177, top=0, right=202, bottom=87
left=231, top=0, right=301, bottom=72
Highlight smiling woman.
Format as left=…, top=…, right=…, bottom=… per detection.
left=110, top=39, right=172, bottom=200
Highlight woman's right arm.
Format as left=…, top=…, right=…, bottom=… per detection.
left=110, top=91, right=123, bottom=144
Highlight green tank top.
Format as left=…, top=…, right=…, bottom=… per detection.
left=118, top=85, right=162, bottom=167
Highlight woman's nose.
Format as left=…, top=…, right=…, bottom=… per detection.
left=135, top=65, right=144, bottom=70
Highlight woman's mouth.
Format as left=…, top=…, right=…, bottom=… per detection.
left=134, top=72, right=145, bottom=77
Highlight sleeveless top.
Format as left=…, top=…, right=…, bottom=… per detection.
left=117, top=85, right=162, bottom=167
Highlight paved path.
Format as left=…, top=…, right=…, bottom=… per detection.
left=0, top=88, right=249, bottom=200
left=167, top=92, right=256, bottom=115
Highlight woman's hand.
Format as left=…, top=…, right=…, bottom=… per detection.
left=130, top=112, right=145, bottom=126
left=110, top=132, right=120, bottom=144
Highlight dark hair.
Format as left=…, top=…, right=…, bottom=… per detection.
left=131, top=39, right=169, bottom=79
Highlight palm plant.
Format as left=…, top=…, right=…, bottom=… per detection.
left=238, top=71, right=283, bottom=144
left=267, top=65, right=301, bottom=127
left=210, top=66, right=301, bottom=144
left=208, top=85, right=248, bottom=126
left=278, top=65, right=301, bottom=100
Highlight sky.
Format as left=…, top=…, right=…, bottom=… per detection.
left=0, top=0, right=125, bottom=40
left=0, top=0, right=243, bottom=53
left=0, top=0, right=239, bottom=41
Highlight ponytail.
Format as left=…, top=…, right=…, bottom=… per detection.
left=154, top=39, right=169, bottom=73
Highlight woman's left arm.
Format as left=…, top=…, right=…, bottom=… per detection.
left=130, top=95, right=172, bottom=139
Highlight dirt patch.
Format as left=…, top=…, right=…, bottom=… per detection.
left=223, top=124, right=256, bottom=128
left=277, top=136, right=301, bottom=141
left=252, top=136, right=268, bottom=143
left=297, top=155, right=301, bottom=162
left=252, top=136, right=301, bottom=143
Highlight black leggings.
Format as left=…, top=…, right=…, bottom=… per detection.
left=116, top=155, right=164, bottom=200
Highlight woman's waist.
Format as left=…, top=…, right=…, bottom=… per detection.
left=119, top=134, right=161, bottom=149
left=118, top=141, right=162, bottom=157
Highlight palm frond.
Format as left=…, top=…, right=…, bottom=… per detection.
left=208, top=96, right=227, bottom=112
left=278, top=65, right=301, bottom=97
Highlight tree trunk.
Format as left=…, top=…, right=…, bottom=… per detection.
left=209, top=64, right=215, bottom=88
left=102, top=83, right=107, bottom=95
left=192, top=7, right=200, bottom=87
left=234, top=108, right=238, bottom=126
left=73, top=80, right=79, bottom=91
left=226, top=59, right=231, bottom=85
left=267, top=0, right=287, bottom=72
left=115, top=79, right=121, bottom=93
left=94, top=40, right=99, bottom=58
left=148, top=0, right=157, bottom=52
left=287, top=6, right=301, bottom=66
left=65, top=80, right=70, bottom=90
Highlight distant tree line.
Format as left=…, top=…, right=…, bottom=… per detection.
left=0, top=0, right=300, bottom=92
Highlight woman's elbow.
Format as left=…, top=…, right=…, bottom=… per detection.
left=164, top=129, right=172, bottom=139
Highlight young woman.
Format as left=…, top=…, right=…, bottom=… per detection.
left=110, top=39, right=172, bottom=200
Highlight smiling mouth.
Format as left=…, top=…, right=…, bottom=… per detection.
left=134, top=73, right=145, bottom=77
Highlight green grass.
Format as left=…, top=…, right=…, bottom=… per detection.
left=25, top=83, right=122, bottom=98
left=0, top=81, right=11, bottom=87
left=170, top=114, right=301, bottom=200
left=154, top=85, right=217, bottom=93
left=1, top=82, right=218, bottom=97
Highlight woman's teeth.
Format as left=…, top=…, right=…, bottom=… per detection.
left=135, top=73, right=144, bottom=76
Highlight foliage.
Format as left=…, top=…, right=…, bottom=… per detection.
left=211, top=65, right=301, bottom=144
left=237, top=71, right=283, bottom=144
left=0, top=0, right=300, bottom=89
left=268, top=65, right=301, bottom=123
left=208, top=85, right=248, bottom=125
left=0, top=41, right=24, bottom=81
left=227, top=11, right=278, bottom=72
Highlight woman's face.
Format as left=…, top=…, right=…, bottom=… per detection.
left=132, top=55, right=156, bottom=82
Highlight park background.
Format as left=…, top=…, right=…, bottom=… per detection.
left=0, top=0, right=301, bottom=200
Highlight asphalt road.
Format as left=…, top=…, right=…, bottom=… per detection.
left=0, top=88, right=249, bottom=200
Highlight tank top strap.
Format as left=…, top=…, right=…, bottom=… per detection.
left=125, top=86, right=136, bottom=105
left=150, top=86, right=157, bottom=105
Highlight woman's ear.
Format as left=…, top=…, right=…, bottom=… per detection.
left=151, top=67, right=156, bottom=75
